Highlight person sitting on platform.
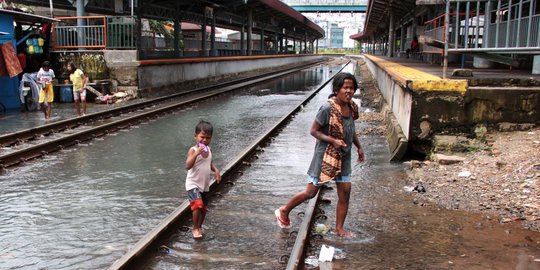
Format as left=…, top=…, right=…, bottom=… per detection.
left=37, top=61, right=55, bottom=119
left=406, top=36, right=419, bottom=59
left=185, top=120, right=221, bottom=239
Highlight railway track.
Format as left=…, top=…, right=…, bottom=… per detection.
left=0, top=60, right=328, bottom=170
left=109, top=62, right=350, bottom=270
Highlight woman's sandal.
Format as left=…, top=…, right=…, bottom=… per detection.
left=274, top=209, right=291, bottom=229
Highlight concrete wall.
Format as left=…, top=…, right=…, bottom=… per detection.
left=365, top=58, right=412, bottom=140
left=363, top=55, right=540, bottom=157
left=137, top=55, right=325, bottom=97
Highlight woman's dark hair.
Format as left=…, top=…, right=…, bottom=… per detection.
left=195, top=120, right=213, bottom=135
left=329, top=72, right=358, bottom=98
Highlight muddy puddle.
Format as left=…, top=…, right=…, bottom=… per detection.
left=304, top=137, right=540, bottom=270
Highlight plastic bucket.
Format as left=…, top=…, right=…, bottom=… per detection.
left=60, top=85, right=73, bottom=102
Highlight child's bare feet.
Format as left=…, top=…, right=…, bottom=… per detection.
left=192, top=228, right=203, bottom=239
left=335, top=230, right=355, bottom=237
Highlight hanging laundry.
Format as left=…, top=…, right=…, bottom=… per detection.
left=0, top=41, right=23, bottom=77
left=0, top=49, right=8, bottom=76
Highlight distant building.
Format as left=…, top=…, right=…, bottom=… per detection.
left=305, top=12, right=364, bottom=49
left=330, top=24, right=344, bottom=48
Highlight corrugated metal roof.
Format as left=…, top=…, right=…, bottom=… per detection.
left=349, top=0, right=416, bottom=41
left=0, top=8, right=60, bottom=25
left=15, top=0, right=323, bottom=40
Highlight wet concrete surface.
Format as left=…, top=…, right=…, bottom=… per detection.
left=147, top=62, right=540, bottom=270
left=0, top=101, right=138, bottom=135
left=0, top=64, right=340, bottom=269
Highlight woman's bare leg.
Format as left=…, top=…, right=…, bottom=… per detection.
left=335, top=182, right=352, bottom=236
left=279, top=184, right=320, bottom=223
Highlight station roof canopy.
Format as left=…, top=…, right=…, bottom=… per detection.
left=0, top=8, right=59, bottom=25
left=16, top=0, right=324, bottom=40
left=349, top=0, right=415, bottom=41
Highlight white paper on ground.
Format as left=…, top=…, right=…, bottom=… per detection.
left=318, top=244, right=335, bottom=262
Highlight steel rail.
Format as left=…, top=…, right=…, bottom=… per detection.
left=0, top=61, right=328, bottom=169
left=109, top=62, right=350, bottom=270
left=0, top=59, right=327, bottom=148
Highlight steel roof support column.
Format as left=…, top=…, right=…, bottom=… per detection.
left=274, top=29, right=278, bottom=54
left=400, top=26, right=405, bottom=56
left=283, top=30, right=289, bottom=53
left=136, top=0, right=143, bottom=60
left=371, top=36, right=375, bottom=54
left=260, top=28, right=265, bottom=55
left=174, top=2, right=182, bottom=57
left=279, top=32, right=283, bottom=53
left=210, top=10, right=216, bottom=57
left=247, top=8, right=252, bottom=56
left=201, top=8, right=207, bottom=57
left=443, top=0, right=450, bottom=79
left=241, top=24, right=245, bottom=55
left=76, top=0, right=85, bottom=48
left=305, top=33, right=307, bottom=53
left=315, top=40, right=318, bottom=54
left=387, top=10, right=395, bottom=57
left=293, top=37, right=296, bottom=53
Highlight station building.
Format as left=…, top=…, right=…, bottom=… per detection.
left=2, top=0, right=326, bottom=109
left=350, top=0, right=540, bottom=159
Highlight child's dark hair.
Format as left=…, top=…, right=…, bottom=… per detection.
left=195, top=120, right=213, bottom=135
left=42, top=61, right=50, bottom=68
left=67, top=62, right=76, bottom=70
left=329, top=72, right=358, bottom=98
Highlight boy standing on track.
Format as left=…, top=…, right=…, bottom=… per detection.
left=185, top=120, right=221, bottom=239
left=37, top=61, right=55, bottom=119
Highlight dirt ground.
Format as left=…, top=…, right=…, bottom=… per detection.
left=353, top=57, right=540, bottom=232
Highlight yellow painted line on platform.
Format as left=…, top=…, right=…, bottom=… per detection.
left=364, top=54, right=468, bottom=93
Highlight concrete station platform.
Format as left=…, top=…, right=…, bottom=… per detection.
left=0, top=98, right=139, bottom=136
left=356, top=54, right=540, bottom=160
left=364, top=54, right=540, bottom=86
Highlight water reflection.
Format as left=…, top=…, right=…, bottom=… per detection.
left=0, top=65, right=341, bottom=269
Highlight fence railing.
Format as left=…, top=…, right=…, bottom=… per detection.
left=445, top=0, right=540, bottom=53
left=52, top=16, right=135, bottom=50
left=107, top=17, right=136, bottom=49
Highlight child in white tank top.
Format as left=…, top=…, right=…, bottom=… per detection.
left=185, top=120, right=221, bottom=239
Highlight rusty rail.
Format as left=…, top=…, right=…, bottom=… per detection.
left=0, top=60, right=327, bottom=169
left=109, top=62, right=350, bottom=270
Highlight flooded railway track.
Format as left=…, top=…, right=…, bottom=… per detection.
left=109, top=63, right=349, bottom=270
left=0, top=61, right=326, bottom=170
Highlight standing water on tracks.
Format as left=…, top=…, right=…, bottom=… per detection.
left=147, top=61, right=540, bottom=269
left=2, top=59, right=539, bottom=269
left=0, top=64, right=343, bottom=269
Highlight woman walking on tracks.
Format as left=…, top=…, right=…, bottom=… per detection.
left=275, top=72, right=365, bottom=237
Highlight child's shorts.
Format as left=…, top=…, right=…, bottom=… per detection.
left=39, top=84, right=54, bottom=104
left=187, top=188, right=209, bottom=212
left=73, top=89, right=86, bottom=101
left=307, top=175, right=351, bottom=186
